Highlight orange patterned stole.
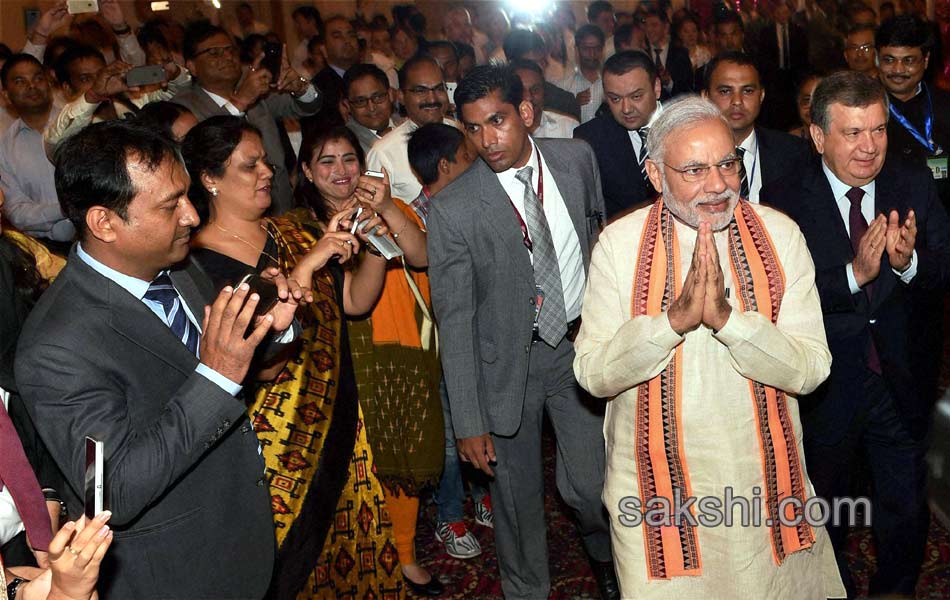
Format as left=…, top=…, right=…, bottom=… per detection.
left=631, top=198, right=815, bottom=580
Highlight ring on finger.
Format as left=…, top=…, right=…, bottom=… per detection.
left=68, top=546, right=81, bottom=556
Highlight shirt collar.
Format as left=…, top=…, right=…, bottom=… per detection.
left=821, top=160, right=875, bottom=201
left=329, top=64, right=347, bottom=78
left=76, top=242, right=155, bottom=301
left=202, top=87, right=230, bottom=109
left=738, top=129, right=757, bottom=152
left=497, top=136, right=540, bottom=189
left=646, top=100, right=663, bottom=128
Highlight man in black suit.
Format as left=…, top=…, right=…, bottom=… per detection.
left=308, top=15, right=361, bottom=128
left=763, top=72, right=950, bottom=598
left=14, top=120, right=307, bottom=599
left=574, top=50, right=661, bottom=219
left=756, top=0, right=810, bottom=129
left=703, top=52, right=811, bottom=204
left=642, top=8, right=693, bottom=99
left=502, top=28, right=582, bottom=121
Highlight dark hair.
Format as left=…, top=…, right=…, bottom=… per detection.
left=183, top=20, right=230, bottom=61
left=42, top=37, right=80, bottom=69
left=54, top=120, right=182, bottom=237
left=0, top=54, right=43, bottom=88
left=613, top=24, right=637, bottom=49
left=575, top=24, right=606, bottom=47
left=603, top=50, right=658, bottom=81
left=847, top=22, right=877, bottom=37
left=510, top=58, right=543, bottom=78
left=137, top=18, right=170, bottom=53
left=587, top=1, right=615, bottom=22
left=294, top=126, right=365, bottom=223
left=503, top=29, right=545, bottom=61
left=343, top=63, right=389, bottom=96
left=398, top=54, right=440, bottom=89
left=292, top=5, right=322, bottom=26
left=673, top=13, right=700, bottom=40
left=424, top=40, right=459, bottom=61
left=642, top=7, right=669, bottom=24
left=0, top=233, right=48, bottom=308
left=408, top=123, right=465, bottom=186
left=876, top=15, right=933, bottom=51
left=0, top=43, right=12, bottom=62
left=240, top=33, right=267, bottom=64
left=455, top=41, right=476, bottom=62
left=703, top=51, right=759, bottom=90
left=180, top=116, right=262, bottom=226
left=52, top=44, right=105, bottom=89
left=133, top=101, right=193, bottom=140
left=307, top=35, right=323, bottom=53
left=810, top=71, right=888, bottom=132
left=713, top=10, right=744, bottom=30
left=454, top=64, right=523, bottom=121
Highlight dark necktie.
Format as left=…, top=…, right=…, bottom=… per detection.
left=145, top=273, right=199, bottom=355
left=515, top=166, right=567, bottom=346
left=653, top=47, right=663, bottom=69
left=0, top=404, right=53, bottom=551
left=846, top=187, right=882, bottom=374
left=637, top=127, right=651, bottom=186
left=736, top=146, right=750, bottom=199
left=780, top=25, right=789, bottom=69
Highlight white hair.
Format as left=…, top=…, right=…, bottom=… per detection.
left=646, top=95, right=731, bottom=164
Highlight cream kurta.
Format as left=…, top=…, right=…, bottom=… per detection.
left=574, top=203, right=846, bottom=599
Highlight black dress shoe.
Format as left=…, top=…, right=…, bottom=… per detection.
left=403, top=573, right=445, bottom=597
left=590, top=559, right=620, bottom=600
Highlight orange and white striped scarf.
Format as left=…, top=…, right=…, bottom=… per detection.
left=630, top=197, right=815, bottom=579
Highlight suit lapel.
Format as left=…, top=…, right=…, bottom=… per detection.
left=192, top=85, right=230, bottom=118
left=476, top=161, right=534, bottom=278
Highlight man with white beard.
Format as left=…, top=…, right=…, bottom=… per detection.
left=573, top=96, right=846, bottom=599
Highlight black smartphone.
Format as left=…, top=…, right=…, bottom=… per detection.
left=261, top=43, right=282, bottom=83
left=84, top=436, right=104, bottom=520
left=238, top=273, right=280, bottom=317
left=125, top=65, right=165, bottom=87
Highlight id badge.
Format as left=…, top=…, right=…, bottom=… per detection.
left=533, top=285, right=545, bottom=329
left=927, top=155, right=948, bottom=180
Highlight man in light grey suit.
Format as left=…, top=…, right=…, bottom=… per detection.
left=427, top=64, right=618, bottom=600
left=172, top=20, right=320, bottom=215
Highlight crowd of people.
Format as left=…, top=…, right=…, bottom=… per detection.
left=0, top=0, right=948, bottom=599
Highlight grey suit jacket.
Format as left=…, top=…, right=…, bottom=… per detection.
left=428, top=138, right=605, bottom=438
left=172, top=83, right=321, bottom=215
left=14, top=249, right=275, bottom=599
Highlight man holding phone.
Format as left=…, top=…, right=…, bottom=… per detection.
left=15, top=120, right=307, bottom=599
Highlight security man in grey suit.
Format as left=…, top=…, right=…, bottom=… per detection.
left=172, top=20, right=320, bottom=215
left=15, top=120, right=308, bottom=599
left=427, top=65, right=617, bottom=600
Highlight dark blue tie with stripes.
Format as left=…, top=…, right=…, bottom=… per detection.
left=145, top=273, right=199, bottom=355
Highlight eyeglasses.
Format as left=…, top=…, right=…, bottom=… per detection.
left=846, top=43, right=874, bottom=53
left=661, top=157, right=741, bottom=182
left=405, top=83, right=446, bottom=96
left=880, top=54, right=923, bottom=68
left=348, top=92, right=389, bottom=108
left=194, top=45, right=237, bottom=59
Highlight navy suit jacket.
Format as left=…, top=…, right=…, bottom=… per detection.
left=763, top=157, right=950, bottom=443
left=757, top=126, right=813, bottom=191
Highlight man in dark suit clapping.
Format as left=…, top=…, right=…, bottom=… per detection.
left=763, top=71, right=950, bottom=598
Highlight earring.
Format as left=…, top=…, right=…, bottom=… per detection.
left=210, top=186, right=218, bottom=197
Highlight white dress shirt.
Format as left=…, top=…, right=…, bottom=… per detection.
left=495, top=137, right=585, bottom=321
left=738, top=129, right=763, bottom=204
left=555, top=69, right=604, bottom=124
left=535, top=110, right=579, bottom=139
left=821, top=161, right=918, bottom=293
left=366, top=117, right=459, bottom=202
left=204, top=81, right=317, bottom=117
left=625, top=101, right=664, bottom=157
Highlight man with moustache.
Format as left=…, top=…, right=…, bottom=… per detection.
left=574, top=50, right=662, bottom=218
left=844, top=23, right=879, bottom=78
left=342, top=64, right=399, bottom=155
left=575, top=95, right=844, bottom=599
left=702, top=52, right=811, bottom=204
left=511, top=60, right=579, bottom=139
left=876, top=15, right=950, bottom=206
left=556, top=24, right=607, bottom=124
left=427, top=65, right=616, bottom=600
left=367, top=55, right=457, bottom=202
left=764, top=71, right=950, bottom=598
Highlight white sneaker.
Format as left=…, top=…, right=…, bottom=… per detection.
left=474, top=495, right=494, bottom=529
left=437, top=520, right=482, bottom=559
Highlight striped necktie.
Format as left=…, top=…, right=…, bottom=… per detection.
left=145, top=273, right=199, bottom=355
left=637, top=127, right=651, bottom=186
left=736, top=146, right=750, bottom=199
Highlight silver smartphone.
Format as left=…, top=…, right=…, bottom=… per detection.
left=84, top=436, right=104, bottom=519
left=67, top=0, right=99, bottom=15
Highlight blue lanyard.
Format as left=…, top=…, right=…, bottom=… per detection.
left=889, top=85, right=942, bottom=155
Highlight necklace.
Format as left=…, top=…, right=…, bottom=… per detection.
left=211, top=221, right=280, bottom=266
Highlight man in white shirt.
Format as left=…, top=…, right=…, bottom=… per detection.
left=556, top=25, right=606, bottom=124
left=512, top=60, right=578, bottom=139
left=442, top=6, right=491, bottom=65
left=366, top=55, right=457, bottom=202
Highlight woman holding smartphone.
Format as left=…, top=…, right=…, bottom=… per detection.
left=182, top=116, right=402, bottom=598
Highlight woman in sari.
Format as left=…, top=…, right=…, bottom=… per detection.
left=181, top=116, right=399, bottom=599
left=295, top=126, right=444, bottom=596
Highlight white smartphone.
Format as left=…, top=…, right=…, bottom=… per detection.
left=84, top=436, right=104, bottom=519
left=67, top=0, right=99, bottom=15
left=446, top=81, right=458, bottom=105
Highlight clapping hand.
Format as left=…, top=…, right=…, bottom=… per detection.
left=885, top=209, right=916, bottom=273
left=852, top=214, right=887, bottom=287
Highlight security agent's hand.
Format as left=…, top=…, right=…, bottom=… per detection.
left=667, top=225, right=708, bottom=335
left=199, top=283, right=275, bottom=383
left=699, top=223, right=731, bottom=331
left=852, top=214, right=887, bottom=288
left=457, top=434, right=496, bottom=477
left=885, top=209, right=916, bottom=273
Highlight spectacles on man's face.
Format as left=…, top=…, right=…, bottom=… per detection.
left=406, top=83, right=447, bottom=96
left=846, top=43, right=875, bottom=54
left=348, top=92, right=389, bottom=108
left=880, top=54, right=923, bottom=68
left=195, top=45, right=238, bottom=59
left=661, top=157, right=741, bottom=182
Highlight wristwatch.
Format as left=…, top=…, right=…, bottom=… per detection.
left=6, top=577, right=28, bottom=600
